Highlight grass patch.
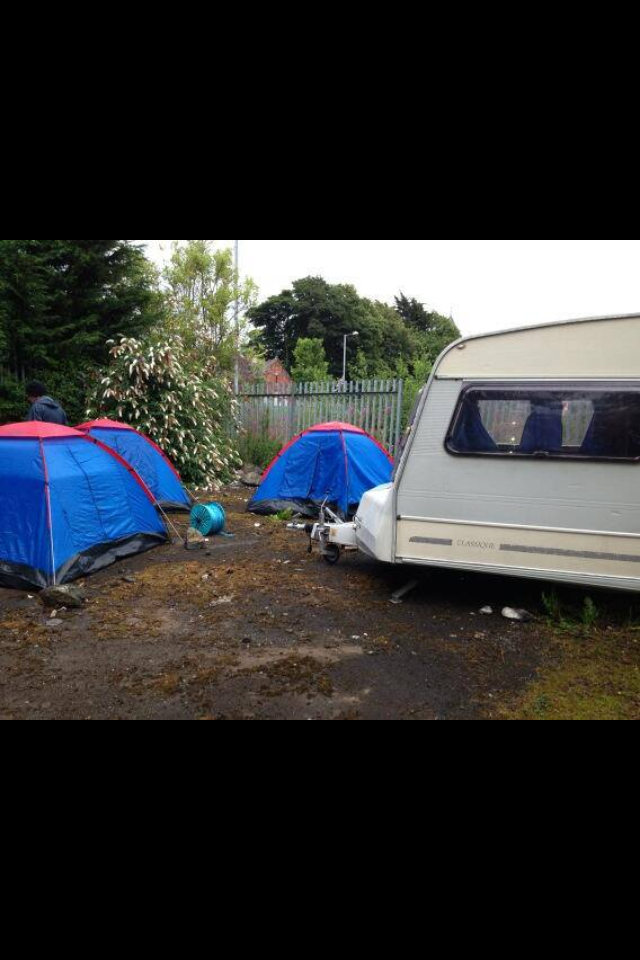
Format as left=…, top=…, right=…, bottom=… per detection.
left=267, top=509, right=296, bottom=523
left=541, top=590, right=601, bottom=635
left=495, top=627, right=640, bottom=721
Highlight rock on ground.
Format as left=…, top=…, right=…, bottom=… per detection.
left=185, top=527, right=207, bottom=551
left=39, top=585, right=86, bottom=609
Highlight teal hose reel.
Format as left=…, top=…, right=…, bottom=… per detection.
left=190, top=503, right=232, bottom=538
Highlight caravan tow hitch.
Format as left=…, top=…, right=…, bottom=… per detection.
left=287, top=501, right=358, bottom=565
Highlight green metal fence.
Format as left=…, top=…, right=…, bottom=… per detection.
left=237, top=379, right=405, bottom=458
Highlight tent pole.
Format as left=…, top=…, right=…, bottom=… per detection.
left=156, top=503, right=184, bottom=541
left=39, top=439, right=56, bottom=586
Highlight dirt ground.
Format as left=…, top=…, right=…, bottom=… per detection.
left=1, top=489, right=639, bottom=720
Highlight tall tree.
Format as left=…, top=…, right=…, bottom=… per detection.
left=0, top=240, right=50, bottom=377
left=250, top=277, right=433, bottom=379
left=0, top=239, right=161, bottom=422
left=395, top=293, right=461, bottom=364
left=45, top=240, right=161, bottom=362
left=163, top=240, right=256, bottom=370
left=249, top=276, right=417, bottom=378
left=0, top=239, right=160, bottom=374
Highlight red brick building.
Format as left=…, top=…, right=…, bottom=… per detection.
left=236, top=356, right=293, bottom=394
left=264, top=359, right=293, bottom=392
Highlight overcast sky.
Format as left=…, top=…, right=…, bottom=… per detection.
left=139, top=240, right=640, bottom=337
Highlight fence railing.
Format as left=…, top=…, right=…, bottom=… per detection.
left=237, top=379, right=405, bottom=458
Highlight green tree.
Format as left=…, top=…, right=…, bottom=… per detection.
left=0, top=240, right=50, bottom=377
left=291, top=338, right=331, bottom=382
left=163, top=240, right=256, bottom=370
left=392, top=295, right=460, bottom=432
left=395, top=293, right=461, bottom=365
left=366, top=300, right=418, bottom=377
left=0, top=240, right=162, bottom=423
left=249, top=277, right=365, bottom=374
left=249, top=277, right=419, bottom=378
left=348, top=349, right=370, bottom=381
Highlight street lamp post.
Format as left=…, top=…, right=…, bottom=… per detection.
left=343, top=331, right=359, bottom=383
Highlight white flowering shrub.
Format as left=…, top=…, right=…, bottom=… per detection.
left=87, top=335, right=241, bottom=489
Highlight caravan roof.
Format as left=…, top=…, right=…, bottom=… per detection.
left=436, top=313, right=640, bottom=380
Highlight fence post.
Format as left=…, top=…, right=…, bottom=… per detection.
left=394, top=378, right=404, bottom=458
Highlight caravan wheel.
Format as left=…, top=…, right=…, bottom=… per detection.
left=322, top=545, right=341, bottom=566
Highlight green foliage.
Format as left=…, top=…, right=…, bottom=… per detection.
left=542, top=590, right=600, bottom=635
left=87, top=334, right=241, bottom=489
left=43, top=364, right=93, bottom=426
left=400, top=378, right=428, bottom=436
left=0, top=239, right=162, bottom=424
left=582, top=598, right=600, bottom=631
left=395, top=293, right=461, bottom=363
left=348, top=349, right=370, bottom=381
left=268, top=509, right=295, bottom=523
left=0, top=272, right=9, bottom=361
left=497, top=628, right=640, bottom=721
left=249, top=276, right=459, bottom=383
left=0, top=240, right=50, bottom=376
left=0, top=374, right=24, bottom=425
left=0, top=239, right=161, bottom=372
left=163, top=241, right=257, bottom=372
left=542, top=590, right=564, bottom=623
left=0, top=365, right=90, bottom=426
left=236, top=433, right=282, bottom=471
left=531, top=694, right=552, bottom=717
left=412, top=356, right=435, bottom=384
left=291, top=338, right=331, bottom=383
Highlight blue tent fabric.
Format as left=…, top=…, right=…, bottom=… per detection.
left=78, top=421, right=192, bottom=511
left=0, top=426, right=168, bottom=590
left=248, top=423, right=393, bottom=518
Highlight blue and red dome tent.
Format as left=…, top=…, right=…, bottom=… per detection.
left=76, top=419, right=192, bottom=511
left=248, top=422, right=394, bottom=519
left=0, top=422, right=168, bottom=591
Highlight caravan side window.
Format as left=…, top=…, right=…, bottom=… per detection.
left=446, top=385, right=640, bottom=461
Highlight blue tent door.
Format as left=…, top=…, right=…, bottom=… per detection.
left=280, top=440, right=322, bottom=499
left=247, top=423, right=393, bottom=519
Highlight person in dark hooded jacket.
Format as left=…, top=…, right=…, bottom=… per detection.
left=26, top=381, right=68, bottom=426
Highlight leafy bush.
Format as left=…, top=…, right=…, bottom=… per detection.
left=237, top=433, right=282, bottom=471
left=582, top=598, right=599, bottom=631
left=291, top=338, right=331, bottom=383
left=87, top=334, right=241, bottom=489
left=542, top=590, right=601, bottom=635
left=0, top=374, right=25, bottom=425
left=542, top=590, right=564, bottom=623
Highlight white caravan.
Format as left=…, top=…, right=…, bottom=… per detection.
left=312, top=314, right=640, bottom=593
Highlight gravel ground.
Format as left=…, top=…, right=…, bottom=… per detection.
left=2, top=489, right=635, bottom=720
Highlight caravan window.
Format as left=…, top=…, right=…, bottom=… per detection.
left=446, top=385, right=640, bottom=461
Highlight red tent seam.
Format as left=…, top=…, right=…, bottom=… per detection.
left=260, top=422, right=393, bottom=481
left=83, top=437, right=159, bottom=505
